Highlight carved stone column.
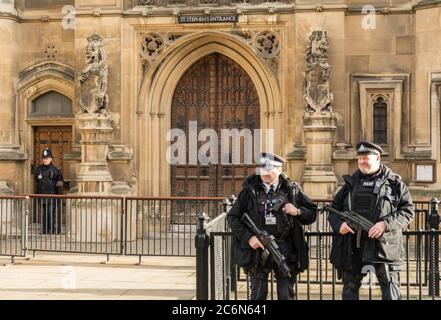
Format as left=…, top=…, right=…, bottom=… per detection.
left=75, top=33, right=113, bottom=194
left=302, top=113, right=338, bottom=198
left=69, top=33, right=123, bottom=243
left=75, top=113, right=113, bottom=194
left=300, top=29, right=337, bottom=198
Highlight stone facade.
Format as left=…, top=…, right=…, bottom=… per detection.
left=0, top=0, right=440, bottom=199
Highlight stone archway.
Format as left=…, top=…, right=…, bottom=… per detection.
left=138, top=32, right=281, bottom=196
left=170, top=52, right=261, bottom=198
left=15, top=61, right=75, bottom=194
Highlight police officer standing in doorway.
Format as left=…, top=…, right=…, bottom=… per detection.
left=328, top=141, right=414, bottom=300
left=227, top=152, right=317, bottom=300
left=34, top=148, right=64, bottom=234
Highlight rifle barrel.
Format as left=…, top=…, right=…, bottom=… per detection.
left=324, top=205, right=388, bottom=245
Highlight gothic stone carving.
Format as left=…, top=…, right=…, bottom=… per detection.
left=229, top=29, right=280, bottom=76
left=79, top=33, right=109, bottom=114
left=140, top=33, right=165, bottom=60
left=44, top=44, right=58, bottom=60
left=231, top=29, right=253, bottom=44
left=139, top=32, right=185, bottom=77
left=255, top=31, right=279, bottom=59
left=303, top=29, right=333, bottom=113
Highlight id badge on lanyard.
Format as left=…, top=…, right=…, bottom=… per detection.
left=265, top=214, right=276, bottom=225
left=264, top=200, right=276, bottom=225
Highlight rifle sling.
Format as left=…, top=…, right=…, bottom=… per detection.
left=348, top=191, right=362, bottom=248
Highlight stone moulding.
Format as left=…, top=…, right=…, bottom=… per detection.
left=18, top=61, right=74, bottom=91
left=139, top=29, right=281, bottom=81
left=0, top=147, right=27, bottom=161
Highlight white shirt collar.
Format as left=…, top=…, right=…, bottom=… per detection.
left=263, top=179, right=279, bottom=193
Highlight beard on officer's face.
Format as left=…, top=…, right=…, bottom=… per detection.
left=358, top=154, right=381, bottom=175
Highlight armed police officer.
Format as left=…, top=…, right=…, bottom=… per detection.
left=328, top=141, right=414, bottom=300
left=34, top=148, right=64, bottom=234
left=227, top=152, right=317, bottom=300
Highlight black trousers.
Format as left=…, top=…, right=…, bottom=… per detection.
left=40, top=198, right=62, bottom=234
left=250, top=267, right=297, bottom=300
left=249, top=242, right=297, bottom=300
left=342, top=246, right=401, bottom=300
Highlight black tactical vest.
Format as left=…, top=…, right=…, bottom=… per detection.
left=352, top=176, right=379, bottom=221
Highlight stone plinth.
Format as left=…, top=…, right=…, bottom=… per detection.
left=67, top=198, right=121, bottom=243
left=302, top=112, right=338, bottom=198
left=69, top=113, right=120, bottom=242
left=76, top=113, right=113, bottom=194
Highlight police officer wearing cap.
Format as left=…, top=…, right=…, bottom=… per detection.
left=34, top=148, right=64, bottom=234
left=227, top=152, right=317, bottom=300
left=328, top=141, right=414, bottom=300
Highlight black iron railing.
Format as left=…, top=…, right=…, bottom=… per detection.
left=197, top=197, right=441, bottom=300
left=0, top=194, right=224, bottom=262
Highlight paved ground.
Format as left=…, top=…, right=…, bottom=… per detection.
left=0, top=253, right=437, bottom=300
left=0, top=253, right=196, bottom=300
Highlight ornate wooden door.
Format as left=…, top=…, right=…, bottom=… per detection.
left=171, top=53, right=260, bottom=197
left=34, top=126, right=72, bottom=192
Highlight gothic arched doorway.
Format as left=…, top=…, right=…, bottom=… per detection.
left=170, top=53, right=260, bottom=197
left=31, top=91, right=73, bottom=192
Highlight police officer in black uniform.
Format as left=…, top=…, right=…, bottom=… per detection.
left=328, top=141, right=414, bottom=300
left=34, top=148, right=64, bottom=234
left=227, top=152, right=317, bottom=300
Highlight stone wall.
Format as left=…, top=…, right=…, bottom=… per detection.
left=0, top=0, right=440, bottom=198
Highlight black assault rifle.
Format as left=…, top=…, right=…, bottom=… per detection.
left=324, top=205, right=388, bottom=244
left=241, top=213, right=292, bottom=277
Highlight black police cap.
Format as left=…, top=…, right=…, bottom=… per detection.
left=259, top=152, right=285, bottom=169
left=355, top=141, right=384, bottom=156
left=42, top=148, right=53, bottom=159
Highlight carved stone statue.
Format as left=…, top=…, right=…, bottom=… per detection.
left=303, top=29, right=333, bottom=113
left=79, top=33, right=109, bottom=114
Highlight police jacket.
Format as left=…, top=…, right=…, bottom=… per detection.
left=227, top=173, right=317, bottom=273
left=328, top=164, right=414, bottom=267
left=34, top=164, right=64, bottom=195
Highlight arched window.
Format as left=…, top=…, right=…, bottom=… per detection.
left=30, top=91, right=73, bottom=117
left=373, top=96, right=387, bottom=145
